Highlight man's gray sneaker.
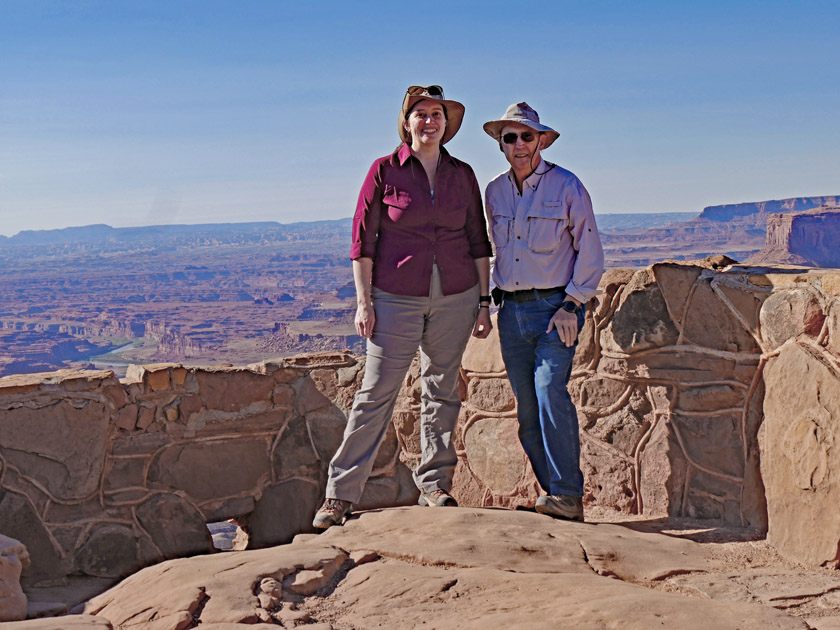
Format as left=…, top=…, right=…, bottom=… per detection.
left=312, top=498, right=353, bottom=529
left=418, top=489, right=458, bottom=507
left=535, top=494, right=583, bottom=521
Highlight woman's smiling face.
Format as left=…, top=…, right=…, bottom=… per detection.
left=404, top=99, right=447, bottom=148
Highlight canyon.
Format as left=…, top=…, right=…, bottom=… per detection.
left=2, top=195, right=836, bottom=379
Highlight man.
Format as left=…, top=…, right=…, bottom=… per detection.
left=483, top=102, right=604, bottom=521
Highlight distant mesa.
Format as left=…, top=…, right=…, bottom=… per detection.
left=698, top=195, right=840, bottom=225
left=1, top=219, right=354, bottom=249
left=746, top=205, right=840, bottom=267
left=602, top=195, right=840, bottom=267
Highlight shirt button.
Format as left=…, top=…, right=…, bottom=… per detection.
left=515, top=282, right=519, bottom=285
left=515, top=258, right=519, bottom=262
left=517, top=236, right=521, bottom=239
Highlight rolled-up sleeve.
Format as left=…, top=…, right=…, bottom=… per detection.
left=463, top=166, right=493, bottom=259
left=350, top=160, right=383, bottom=260
left=564, top=179, right=605, bottom=304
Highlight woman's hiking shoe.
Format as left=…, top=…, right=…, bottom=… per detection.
left=418, top=489, right=458, bottom=507
left=312, top=498, right=353, bottom=529
left=534, top=494, right=584, bottom=521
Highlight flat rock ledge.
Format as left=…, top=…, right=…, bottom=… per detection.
left=10, top=507, right=840, bottom=629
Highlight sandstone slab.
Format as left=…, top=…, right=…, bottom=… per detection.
left=760, top=288, right=825, bottom=350
left=0, top=493, right=67, bottom=583
left=682, top=278, right=760, bottom=353
left=677, top=383, right=745, bottom=412
left=248, top=479, right=321, bottom=548
left=465, top=376, right=514, bottom=412
left=581, top=436, right=636, bottom=512
left=669, top=568, right=840, bottom=610
left=639, top=419, right=688, bottom=517
left=1, top=615, right=113, bottom=629
left=586, top=406, right=648, bottom=457
left=651, top=262, right=703, bottom=326
left=135, top=494, right=213, bottom=561
left=83, top=507, right=806, bottom=630
left=762, top=342, right=840, bottom=566
left=195, top=370, right=274, bottom=412
left=601, top=350, right=739, bottom=383
left=272, top=415, right=320, bottom=479
left=672, top=412, right=744, bottom=479
left=601, top=273, right=679, bottom=353
left=0, top=400, right=109, bottom=501
left=462, top=416, right=527, bottom=495
left=76, top=525, right=139, bottom=579
left=578, top=376, right=631, bottom=410
left=328, top=561, right=805, bottom=630
left=305, top=407, right=348, bottom=463
left=84, top=544, right=349, bottom=628
left=148, top=438, right=271, bottom=500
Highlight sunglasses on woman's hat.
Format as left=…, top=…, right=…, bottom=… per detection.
left=406, top=85, right=444, bottom=98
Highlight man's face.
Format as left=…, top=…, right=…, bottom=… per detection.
left=500, top=122, right=544, bottom=172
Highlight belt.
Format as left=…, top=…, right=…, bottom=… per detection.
left=491, top=286, right=566, bottom=305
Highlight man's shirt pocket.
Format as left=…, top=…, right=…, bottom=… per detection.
left=526, top=201, right=568, bottom=253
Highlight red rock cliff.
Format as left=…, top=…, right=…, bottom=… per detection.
left=746, top=206, right=840, bottom=267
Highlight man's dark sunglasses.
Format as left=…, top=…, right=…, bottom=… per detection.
left=502, top=130, right=541, bottom=144
left=406, top=85, right=444, bottom=97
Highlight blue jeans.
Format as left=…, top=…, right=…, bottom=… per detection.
left=497, top=290, right=586, bottom=497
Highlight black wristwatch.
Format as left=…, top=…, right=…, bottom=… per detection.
left=560, top=300, right=578, bottom=313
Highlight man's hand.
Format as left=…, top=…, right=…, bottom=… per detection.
left=472, top=307, right=493, bottom=339
left=355, top=301, right=375, bottom=338
left=547, top=308, right=579, bottom=347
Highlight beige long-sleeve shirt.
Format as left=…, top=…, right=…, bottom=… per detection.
left=485, top=159, right=604, bottom=304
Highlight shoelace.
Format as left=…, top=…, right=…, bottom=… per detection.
left=321, top=499, right=347, bottom=515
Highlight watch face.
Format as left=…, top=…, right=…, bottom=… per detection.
left=562, top=301, right=577, bottom=313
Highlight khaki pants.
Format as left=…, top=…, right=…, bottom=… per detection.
left=326, top=266, right=479, bottom=503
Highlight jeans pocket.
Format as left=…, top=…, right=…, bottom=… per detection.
left=539, top=291, right=567, bottom=309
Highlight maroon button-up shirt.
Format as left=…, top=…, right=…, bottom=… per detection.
left=351, top=143, right=492, bottom=297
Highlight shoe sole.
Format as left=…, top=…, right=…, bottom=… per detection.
left=312, top=510, right=352, bottom=529
left=418, top=495, right=458, bottom=507
left=534, top=501, right=583, bottom=522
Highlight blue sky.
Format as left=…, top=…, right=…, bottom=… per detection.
left=1, top=0, right=838, bottom=236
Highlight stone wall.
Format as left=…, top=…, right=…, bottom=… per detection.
left=450, top=259, right=840, bottom=567
left=0, top=353, right=415, bottom=584
left=3, top=259, right=840, bottom=580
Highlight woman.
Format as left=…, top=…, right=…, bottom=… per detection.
left=313, top=85, right=493, bottom=529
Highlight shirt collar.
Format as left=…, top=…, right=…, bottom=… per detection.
left=507, top=158, right=548, bottom=191
left=396, top=142, right=453, bottom=167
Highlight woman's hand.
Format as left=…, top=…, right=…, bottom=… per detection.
left=355, top=301, right=375, bottom=338
left=472, top=307, right=493, bottom=339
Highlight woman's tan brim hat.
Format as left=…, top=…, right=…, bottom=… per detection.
left=399, top=85, right=465, bottom=145
left=483, top=102, right=559, bottom=149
